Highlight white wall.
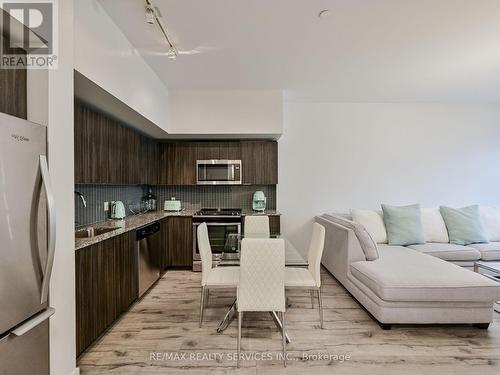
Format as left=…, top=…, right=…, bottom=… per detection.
left=49, top=0, right=76, bottom=374
left=74, top=0, right=169, bottom=132
left=167, top=90, right=283, bottom=136
left=26, top=2, right=76, bottom=374
left=279, top=103, right=500, bottom=252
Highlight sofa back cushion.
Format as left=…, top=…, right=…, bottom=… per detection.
left=421, top=208, right=449, bottom=243
left=351, top=209, right=387, bottom=244
left=479, top=205, right=500, bottom=242
left=440, top=205, right=489, bottom=245
left=324, top=214, right=379, bottom=260
left=381, top=204, right=425, bottom=246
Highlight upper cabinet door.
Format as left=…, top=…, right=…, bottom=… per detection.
left=219, top=142, right=242, bottom=160
left=242, top=141, right=278, bottom=185
left=147, top=139, right=158, bottom=185
left=195, top=141, right=220, bottom=161
left=158, top=142, right=196, bottom=185
left=107, top=118, right=125, bottom=184
left=75, top=101, right=157, bottom=185
left=74, top=102, right=109, bottom=184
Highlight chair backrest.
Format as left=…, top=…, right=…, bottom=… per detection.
left=244, top=215, right=270, bottom=238
left=197, top=223, right=213, bottom=286
left=307, top=223, right=326, bottom=287
left=237, top=238, right=285, bottom=312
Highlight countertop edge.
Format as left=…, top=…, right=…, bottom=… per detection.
left=75, top=210, right=281, bottom=251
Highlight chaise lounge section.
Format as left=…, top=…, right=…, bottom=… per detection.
left=316, top=213, right=500, bottom=328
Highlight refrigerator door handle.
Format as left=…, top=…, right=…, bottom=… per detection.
left=11, top=307, right=55, bottom=337
left=39, top=155, right=56, bottom=304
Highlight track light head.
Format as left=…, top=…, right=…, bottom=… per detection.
left=166, top=47, right=177, bottom=60
left=145, top=5, right=155, bottom=25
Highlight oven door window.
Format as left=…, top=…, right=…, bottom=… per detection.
left=207, top=224, right=240, bottom=253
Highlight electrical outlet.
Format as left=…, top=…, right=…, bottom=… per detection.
left=104, top=202, right=109, bottom=212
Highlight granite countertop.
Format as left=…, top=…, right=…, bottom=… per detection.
left=75, top=210, right=196, bottom=251
left=75, top=209, right=281, bottom=251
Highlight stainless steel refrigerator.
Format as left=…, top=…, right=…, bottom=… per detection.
left=0, top=112, right=56, bottom=375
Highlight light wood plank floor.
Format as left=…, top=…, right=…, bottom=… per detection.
left=78, top=269, right=500, bottom=374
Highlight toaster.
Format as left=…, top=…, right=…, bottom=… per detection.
left=164, top=198, right=181, bottom=212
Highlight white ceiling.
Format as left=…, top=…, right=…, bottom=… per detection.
left=99, top=0, right=500, bottom=102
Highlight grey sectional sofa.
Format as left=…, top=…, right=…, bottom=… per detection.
left=316, top=213, right=500, bottom=329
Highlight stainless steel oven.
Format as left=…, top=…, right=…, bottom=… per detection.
left=196, top=160, right=242, bottom=185
left=192, top=219, right=241, bottom=271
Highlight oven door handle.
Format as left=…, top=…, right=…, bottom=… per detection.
left=195, top=222, right=241, bottom=226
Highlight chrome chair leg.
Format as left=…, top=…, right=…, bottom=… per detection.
left=310, top=290, right=314, bottom=308
left=199, top=286, right=205, bottom=328
left=317, top=288, right=324, bottom=329
left=206, top=289, right=210, bottom=307
left=237, top=311, right=242, bottom=368
left=282, top=311, right=287, bottom=367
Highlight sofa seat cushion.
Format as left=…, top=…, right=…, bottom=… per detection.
left=407, top=243, right=481, bottom=261
left=469, top=242, right=500, bottom=261
left=350, top=246, right=500, bottom=302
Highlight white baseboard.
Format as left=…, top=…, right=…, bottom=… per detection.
left=69, top=368, right=80, bottom=375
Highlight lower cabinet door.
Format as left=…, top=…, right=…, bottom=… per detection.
left=167, top=217, right=193, bottom=267
left=76, top=232, right=137, bottom=357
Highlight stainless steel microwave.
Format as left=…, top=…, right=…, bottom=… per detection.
left=196, top=160, right=242, bottom=185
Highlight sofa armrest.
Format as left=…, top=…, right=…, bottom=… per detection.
left=316, top=215, right=366, bottom=285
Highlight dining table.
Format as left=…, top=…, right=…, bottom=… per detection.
left=215, top=234, right=308, bottom=343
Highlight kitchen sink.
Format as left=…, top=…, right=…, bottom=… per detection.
left=75, top=226, right=117, bottom=238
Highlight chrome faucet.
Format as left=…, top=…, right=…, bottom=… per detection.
left=75, top=191, right=87, bottom=208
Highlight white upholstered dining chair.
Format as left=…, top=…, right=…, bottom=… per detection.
left=237, top=238, right=286, bottom=367
left=285, top=223, right=326, bottom=328
left=243, top=215, right=270, bottom=238
left=197, top=223, right=239, bottom=327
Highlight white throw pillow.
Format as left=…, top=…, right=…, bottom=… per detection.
left=421, top=208, right=449, bottom=243
left=351, top=209, right=387, bottom=244
left=479, top=205, right=500, bottom=241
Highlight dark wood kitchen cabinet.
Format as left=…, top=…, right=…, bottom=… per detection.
left=158, top=142, right=196, bottom=185
left=167, top=216, right=193, bottom=267
left=74, top=101, right=158, bottom=185
left=74, top=104, right=109, bottom=183
left=0, top=36, right=27, bottom=119
left=75, top=232, right=137, bottom=357
left=194, top=141, right=242, bottom=160
left=242, top=141, right=278, bottom=184
left=159, top=218, right=169, bottom=273
left=269, top=215, right=281, bottom=236
left=158, top=140, right=279, bottom=185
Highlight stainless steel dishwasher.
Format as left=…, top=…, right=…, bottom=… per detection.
left=136, top=221, right=161, bottom=298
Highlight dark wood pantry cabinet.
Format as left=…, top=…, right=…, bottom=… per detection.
left=0, top=35, right=27, bottom=119
left=74, top=101, right=157, bottom=185
left=75, top=232, right=137, bottom=357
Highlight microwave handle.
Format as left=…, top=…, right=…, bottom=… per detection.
left=231, top=165, right=235, bottom=181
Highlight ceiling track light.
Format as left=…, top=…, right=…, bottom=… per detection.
left=145, top=0, right=178, bottom=60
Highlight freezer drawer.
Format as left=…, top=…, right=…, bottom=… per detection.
left=0, top=320, right=49, bottom=375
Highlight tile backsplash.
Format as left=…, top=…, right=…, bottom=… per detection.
left=75, top=184, right=276, bottom=227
